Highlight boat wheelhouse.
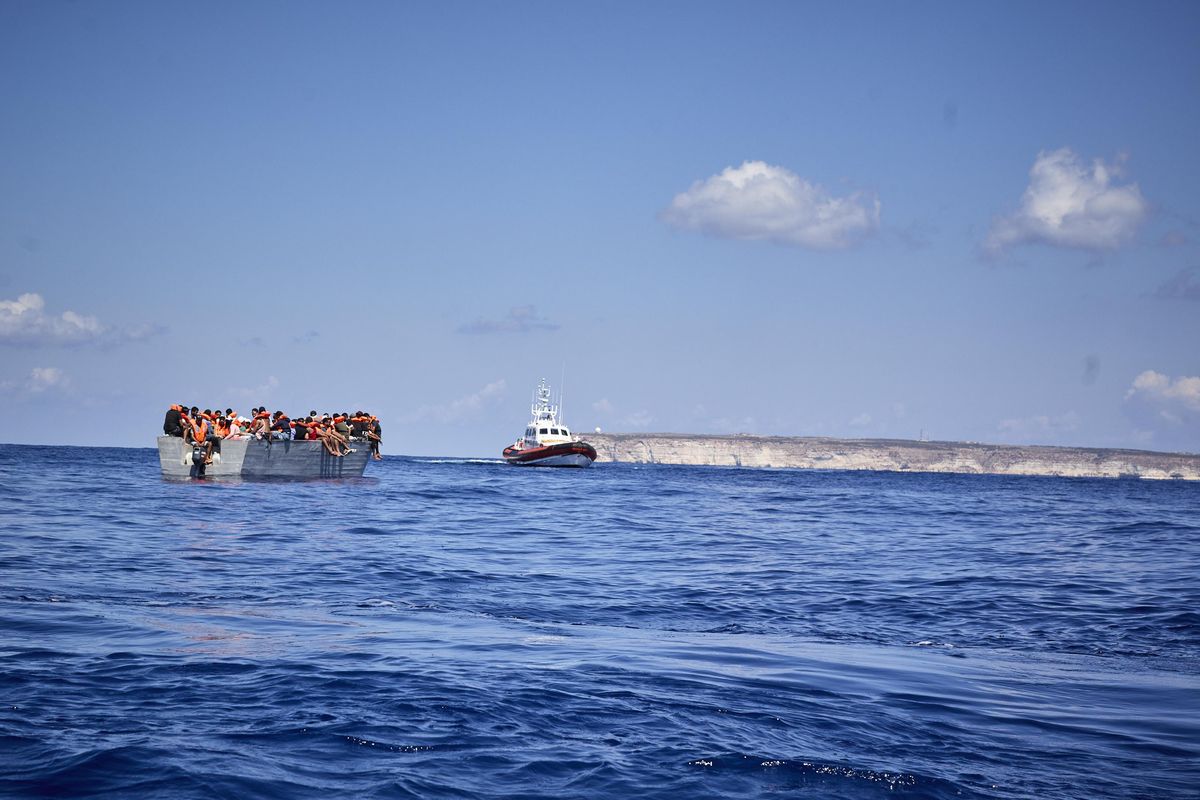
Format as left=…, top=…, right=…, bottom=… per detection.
left=502, top=379, right=597, bottom=467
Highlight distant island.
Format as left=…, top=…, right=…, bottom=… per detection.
left=585, top=433, right=1200, bottom=481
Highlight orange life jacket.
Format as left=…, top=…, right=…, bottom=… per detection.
left=191, top=418, right=208, bottom=443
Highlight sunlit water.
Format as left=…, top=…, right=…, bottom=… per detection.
left=1, top=444, right=1197, bottom=799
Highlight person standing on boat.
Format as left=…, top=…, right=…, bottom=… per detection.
left=367, top=415, right=382, bottom=460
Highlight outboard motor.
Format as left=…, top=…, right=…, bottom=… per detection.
left=191, top=444, right=207, bottom=478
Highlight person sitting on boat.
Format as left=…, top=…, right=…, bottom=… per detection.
left=270, top=411, right=293, bottom=440
left=326, top=415, right=352, bottom=452
left=328, top=417, right=350, bottom=453
left=334, top=413, right=352, bottom=442
left=313, top=416, right=349, bottom=457
left=185, top=411, right=214, bottom=465
left=248, top=408, right=271, bottom=439
left=201, top=410, right=224, bottom=458
left=224, top=414, right=244, bottom=438
left=163, top=404, right=185, bottom=437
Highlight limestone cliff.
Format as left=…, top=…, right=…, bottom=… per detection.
left=583, top=433, right=1200, bottom=481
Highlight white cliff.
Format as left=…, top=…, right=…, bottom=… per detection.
left=584, top=433, right=1200, bottom=481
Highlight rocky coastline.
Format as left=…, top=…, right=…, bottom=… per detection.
left=585, top=433, right=1200, bottom=481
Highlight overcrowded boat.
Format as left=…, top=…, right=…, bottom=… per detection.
left=158, top=405, right=381, bottom=479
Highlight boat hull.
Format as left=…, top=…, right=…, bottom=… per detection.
left=503, top=440, right=597, bottom=468
left=157, top=436, right=370, bottom=479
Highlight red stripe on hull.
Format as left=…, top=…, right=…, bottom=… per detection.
left=503, top=441, right=597, bottom=466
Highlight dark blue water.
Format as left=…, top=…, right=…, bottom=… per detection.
left=1, top=445, right=1197, bottom=799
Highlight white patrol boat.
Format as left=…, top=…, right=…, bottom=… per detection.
left=502, top=379, right=597, bottom=467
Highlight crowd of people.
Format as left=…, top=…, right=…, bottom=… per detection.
left=163, top=405, right=382, bottom=464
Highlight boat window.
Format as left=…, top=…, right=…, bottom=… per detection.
left=562, top=428, right=569, bottom=436
left=551, top=428, right=560, bottom=435
left=539, top=428, right=548, bottom=434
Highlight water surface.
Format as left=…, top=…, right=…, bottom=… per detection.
left=1, top=445, right=1197, bottom=798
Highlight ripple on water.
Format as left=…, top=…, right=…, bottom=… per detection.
left=0, top=445, right=1196, bottom=799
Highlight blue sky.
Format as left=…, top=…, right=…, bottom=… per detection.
left=2, top=1, right=1199, bottom=455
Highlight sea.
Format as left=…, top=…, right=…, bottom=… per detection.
left=0, top=444, right=1197, bottom=800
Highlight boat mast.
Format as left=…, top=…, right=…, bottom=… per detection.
left=531, top=378, right=558, bottom=426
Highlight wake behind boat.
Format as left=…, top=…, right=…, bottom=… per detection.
left=503, top=379, right=597, bottom=468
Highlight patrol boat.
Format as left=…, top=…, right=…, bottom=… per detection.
left=502, top=379, right=597, bottom=467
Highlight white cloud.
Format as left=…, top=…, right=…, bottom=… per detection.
left=985, top=148, right=1147, bottom=254
left=1, top=293, right=101, bottom=344
left=660, top=161, right=880, bottom=249
left=458, top=306, right=559, bottom=335
left=848, top=413, right=873, bottom=428
left=0, top=292, right=163, bottom=346
left=592, top=398, right=613, bottom=414
left=1124, top=371, right=1200, bottom=449
left=1126, top=371, right=1200, bottom=415
left=0, top=366, right=71, bottom=396
left=404, top=380, right=507, bottom=423
left=29, top=367, right=68, bottom=391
